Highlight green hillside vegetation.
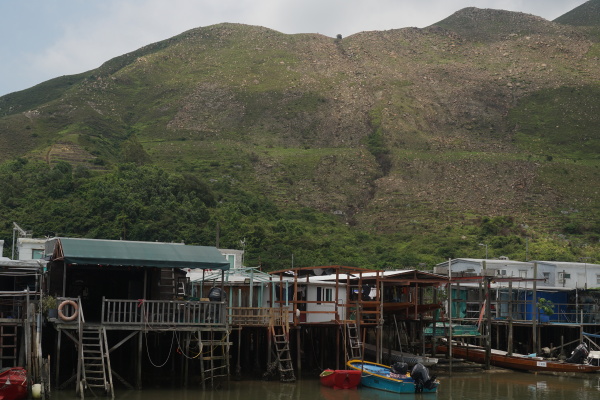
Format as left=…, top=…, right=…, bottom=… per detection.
left=554, top=0, right=600, bottom=27
left=1, top=7, right=600, bottom=269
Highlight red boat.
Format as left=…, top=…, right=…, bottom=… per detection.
left=320, top=369, right=362, bottom=389
left=0, top=367, right=27, bottom=400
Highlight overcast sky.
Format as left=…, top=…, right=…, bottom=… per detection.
left=0, top=0, right=587, bottom=96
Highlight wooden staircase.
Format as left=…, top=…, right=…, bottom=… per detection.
left=78, top=326, right=114, bottom=398
left=0, top=324, right=18, bottom=368
left=270, top=324, right=295, bottom=382
left=346, top=322, right=362, bottom=360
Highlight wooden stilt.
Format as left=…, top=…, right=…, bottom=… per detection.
left=296, top=328, right=301, bottom=377
left=200, top=333, right=205, bottom=390
left=55, top=330, right=62, bottom=390
left=136, top=331, right=142, bottom=389
left=335, top=326, right=340, bottom=369
left=183, top=332, right=189, bottom=387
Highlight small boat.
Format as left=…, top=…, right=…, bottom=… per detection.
left=346, top=359, right=439, bottom=393
left=587, top=350, right=600, bottom=366
left=423, top=322, right=481, bottom=337
left=319, top=369, right=361, bottom=389
left=0, top=367, right=28, bottom=400
left=438, top=342, right=600, bottom=374
left=363, top=343, right=438, bottom=367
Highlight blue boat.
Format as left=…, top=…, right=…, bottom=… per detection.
left=346, top=359, right=439, bottom=394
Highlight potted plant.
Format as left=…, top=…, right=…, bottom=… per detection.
left=41, top=295, right=58, bottom=319
left=537, top=297, right=554, bottom=323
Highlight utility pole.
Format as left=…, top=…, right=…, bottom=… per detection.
left=485, top=276, right=492, bottom=370
left=532, top=262, right=538, bottom=354
left=479, top=243, right=488, bottom=259
left=12, top=222, right=31, bottom=260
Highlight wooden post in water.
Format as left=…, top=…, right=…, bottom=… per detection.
left=431, top=286, right=438, bottom=358
left=335, top=327, right=340, bottom=370
left=136, top=328, right=143, bottom=388
left=296, top=328, right=302, bottom=376
left=532, top=262, right=538, bottom=354
left=484, top=275, right=492, bottom=370
left=508, top=281, right=513, bottom=355
left=448, top=258, right=453, bottom=376
left=183, top=332, right=189, bottom=387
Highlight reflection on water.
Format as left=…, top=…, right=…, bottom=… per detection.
left=48, top=372, right=600, bottom=400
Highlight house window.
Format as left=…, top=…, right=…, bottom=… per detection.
left=32, top=249, right=44, bottom=259
left=519, top=270, right=527, bottom=278
left=317, top=287, right=333, bottom=305
left=596, top=274, right=600, bottom=285
left=221, top=254, right=235, bottom=269
left=543, top=272, right=550, bottom=282
left=558, top=272, right=571, bottom=283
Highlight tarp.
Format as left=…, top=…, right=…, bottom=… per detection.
left=49, top=237, right=230, bottom=270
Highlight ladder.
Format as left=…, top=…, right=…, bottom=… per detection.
left=79, top=326, right=114, bottom=398
left=397, top=319, right=410, bottom=351
left=346, top=322, right=362, bottom=360
left=199, top=329, right=231, bottom=389
left=0, top=324, right=18, bottom=368
left=270, top=324, right=295, bottom=382
left=158, top=268, right=176, bottom=299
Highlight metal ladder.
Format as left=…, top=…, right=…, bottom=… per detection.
left=271, top=324, right=296, bottom=382
left=78, top=326, right=114, bottom=398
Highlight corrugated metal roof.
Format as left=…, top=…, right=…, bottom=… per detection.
left=49, top=237, right=230, bottom=270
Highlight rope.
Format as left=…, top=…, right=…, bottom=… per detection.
left=144, top=330, right=175, bottom=368
left=174, top=332, right=203, bottom=359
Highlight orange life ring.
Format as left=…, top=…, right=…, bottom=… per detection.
left=58, top=300, right=79, bottom=322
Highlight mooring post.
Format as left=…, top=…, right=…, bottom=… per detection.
left=508, top=281, right=513, bottom=355
left=484, top=275, right=492, bottom=370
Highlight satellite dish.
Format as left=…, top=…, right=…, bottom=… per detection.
left=313, top=268, right=323, bottom=276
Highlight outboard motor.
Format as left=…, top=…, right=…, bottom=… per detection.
left=411, top=363, right=436, bottom=393
left=362, top=284, right=371, bottom=300
left=207, top=287, right=227, bottom=323
left=566, top=343, right=589, bottom=364
left=392, top=362, right=408, bottom=375
left=208, top=287, right=226, bottom=302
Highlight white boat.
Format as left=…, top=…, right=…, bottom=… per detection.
left=587, top=351, right=600, bottom=366
left=363, top=343, right=438, bottom=367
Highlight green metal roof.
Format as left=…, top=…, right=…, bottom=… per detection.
left=50, top=237, right=230, bottom=270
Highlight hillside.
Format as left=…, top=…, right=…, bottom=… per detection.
left=1, top=6, right=600, bottom=269
left=554, top=0, right=600, bottom=27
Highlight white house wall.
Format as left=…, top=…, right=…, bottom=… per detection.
left=16, top=238, right=46, bottom=260
left=305, top=284, right=347, bottom=323
left=537, top=261, right=600, bottom=290
left=437, top=259, right=600, bottom=291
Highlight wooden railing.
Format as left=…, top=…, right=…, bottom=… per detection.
left=228, top=306, right=289, bottom=327
left=102, top=298, right=227, bottom=327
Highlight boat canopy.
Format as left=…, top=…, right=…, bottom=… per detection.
left=47, top=237, right=230, bottom=270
